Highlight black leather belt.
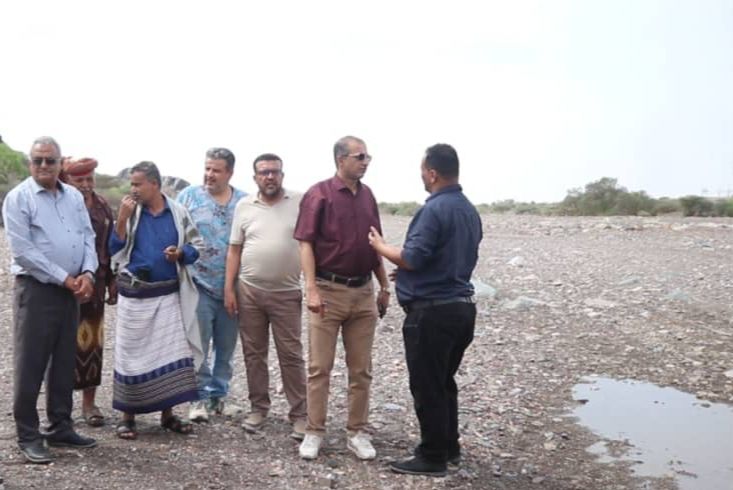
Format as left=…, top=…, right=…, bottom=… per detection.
left=316, top=270, right=371, bottom=288
left=402, top=296, right=475, bottom=313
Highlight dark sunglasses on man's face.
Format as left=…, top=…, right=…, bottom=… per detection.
left=346, top=153, right=372, bottom=162
left=31, top=157, right=59, bottom=166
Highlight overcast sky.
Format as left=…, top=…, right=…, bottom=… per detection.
left=2, top=0, right=732, bottom=203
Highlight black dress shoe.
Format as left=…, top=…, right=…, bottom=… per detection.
left=46, top=431, right=97, bottom=448
left=19, top=440, right=53, bottom=464
left=447, top=452, right=461, bottom=466
left=390, top=456, right=447, bottom=477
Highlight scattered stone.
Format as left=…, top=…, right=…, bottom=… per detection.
left=617, top=276, right=640, bottom=286
left=382, top=403, right=404, bottom=412
left=473, top=280, right=498, bottom=299
left=665, top=289, right=691, bottom=302
left=508, top=256, right=526, bottom=267
left=583, top=298, right=618, bottom=309
left=503, top=296, right=546, bottom=310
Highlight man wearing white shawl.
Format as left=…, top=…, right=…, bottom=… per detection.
left=109, top=161, right=204, bottom=440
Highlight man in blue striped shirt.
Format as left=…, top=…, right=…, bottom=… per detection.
left=2, top=136, right=99, bottom=464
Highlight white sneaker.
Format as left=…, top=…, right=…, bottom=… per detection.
left=347, top=432, right=376, bottom=460
left=188, top=401, right=209, bottom=423
left=299, top=433, right=323, bottom=460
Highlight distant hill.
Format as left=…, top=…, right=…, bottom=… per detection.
left=0, top=140, right=29, bottom=190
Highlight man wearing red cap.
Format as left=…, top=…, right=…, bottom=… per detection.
left=61, top=157, right=117, bottom=428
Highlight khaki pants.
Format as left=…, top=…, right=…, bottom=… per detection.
left=306, top=279, right=377, bottom=435
left=237, top=282, right=307, bottom=421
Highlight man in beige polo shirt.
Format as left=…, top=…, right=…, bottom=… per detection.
left=224, top=153, right=307, bottom=440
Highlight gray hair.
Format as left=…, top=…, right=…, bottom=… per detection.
left=31, top=136, right=61, bottom=155
left=333, top=135, right=365, bottom=166
left=206, top=147, right=235, bottom=171
left=130, top=161, right=162, bottom=187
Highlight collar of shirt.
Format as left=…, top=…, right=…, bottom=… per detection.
left=29, top=178, right=65, bottom=195
left=141, top=198, right=171, bottom=216
left=331, top=174, right=362, bottom=194
left=425, top=183, right=463, bottom=202
left=251, top=188, right=293, bottom=205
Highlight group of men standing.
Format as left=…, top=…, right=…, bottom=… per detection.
left=2, top=134, right=482, bottom=478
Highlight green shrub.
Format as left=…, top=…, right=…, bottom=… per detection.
left=653, top=198, right=681, bottom=215
left=378, top=201, right=421, bottom=216
left=0, top=142, right=29, bottom=185
left=611, top=191, right=655, bottom=216
left=679, top=195, right=714, bottom=216
left=713, top=198, right=733, bottom=217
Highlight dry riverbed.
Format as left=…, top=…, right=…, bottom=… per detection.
left=0, top=214, right=731, bottom=489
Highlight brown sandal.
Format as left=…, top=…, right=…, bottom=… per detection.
left=83, top=406, right=105, bottom=427
left=116, top=419, right=137, bottom=440
left=161, top=415, right=193, bottom=434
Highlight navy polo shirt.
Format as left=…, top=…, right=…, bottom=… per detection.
left=395, top=184, right=482, bottom=305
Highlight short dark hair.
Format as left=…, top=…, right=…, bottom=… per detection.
left=252, top=153, right=283, bottom=173
left=206, top=147, right=235, bottom=171
left=130, top=161, right=162, bottom=187
left=424, top=143, right=459, bottom=178
left=333, top=135, right=365, bottom=165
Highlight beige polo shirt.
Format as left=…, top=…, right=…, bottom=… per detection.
left=229, top=189, right=302, bottom=291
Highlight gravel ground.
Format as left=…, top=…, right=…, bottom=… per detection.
left=0, top=214, right=731, bottom=490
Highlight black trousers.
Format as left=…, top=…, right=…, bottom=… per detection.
left=13, top=276, right=79, bottom=445
left=402, top=302, right=475, bottom=464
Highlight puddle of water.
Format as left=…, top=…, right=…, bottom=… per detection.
left=571, top=376, right=733, bottom=490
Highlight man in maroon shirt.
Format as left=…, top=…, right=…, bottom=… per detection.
left=294, top=135, right=390, bottom=460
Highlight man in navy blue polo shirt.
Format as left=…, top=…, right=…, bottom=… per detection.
left=368, top=143, right=482, bottom=477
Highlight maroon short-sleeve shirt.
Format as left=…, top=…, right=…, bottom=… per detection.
left=294, top=175, right=382, bottom=277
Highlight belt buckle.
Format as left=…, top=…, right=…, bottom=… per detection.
left=346, top=277, right=355, bottom=287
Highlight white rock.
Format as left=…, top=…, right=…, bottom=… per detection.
left=583, top=298, right=618, bottom=309
left=508, top=256, right=525, bottom=267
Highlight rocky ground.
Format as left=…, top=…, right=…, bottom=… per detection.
left=0, top=214, right=731, bottom=490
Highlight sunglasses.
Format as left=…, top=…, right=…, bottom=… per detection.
left=255, top=169, right=282, bottom=177
left=346, top=153, right=372, bottom=162
left=31, top=157, right=59, bottom=166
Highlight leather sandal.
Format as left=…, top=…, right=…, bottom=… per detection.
left=116, top=419, right=137, bottom=440
left=83, top=406, right=105, bottom=427
left=161, top=415, right=193, bottom=434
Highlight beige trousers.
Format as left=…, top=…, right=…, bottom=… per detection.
left=305, top=279, right=377, bottom=435
left=237, top=282, right=307, bottom=421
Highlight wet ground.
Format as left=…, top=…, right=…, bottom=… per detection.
left=572, top=376, right=733, bottom=489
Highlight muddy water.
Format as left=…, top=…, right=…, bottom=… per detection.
left=571, top=376, right=733, bottom=490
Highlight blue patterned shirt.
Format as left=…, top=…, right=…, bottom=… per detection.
left=176, top=185, right=246, bottom=299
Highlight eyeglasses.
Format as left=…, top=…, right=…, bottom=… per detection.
left=346, top=153, right=372, bottom=162
left=31, top=157, right=59, bottom=166
left=255, top=169, right=282, bottom=177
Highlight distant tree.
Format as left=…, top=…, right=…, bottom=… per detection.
left=679, top=195, right=714, bottom=216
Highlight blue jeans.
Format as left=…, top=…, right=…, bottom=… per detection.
left=195, top=286, right=239, bottom=401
